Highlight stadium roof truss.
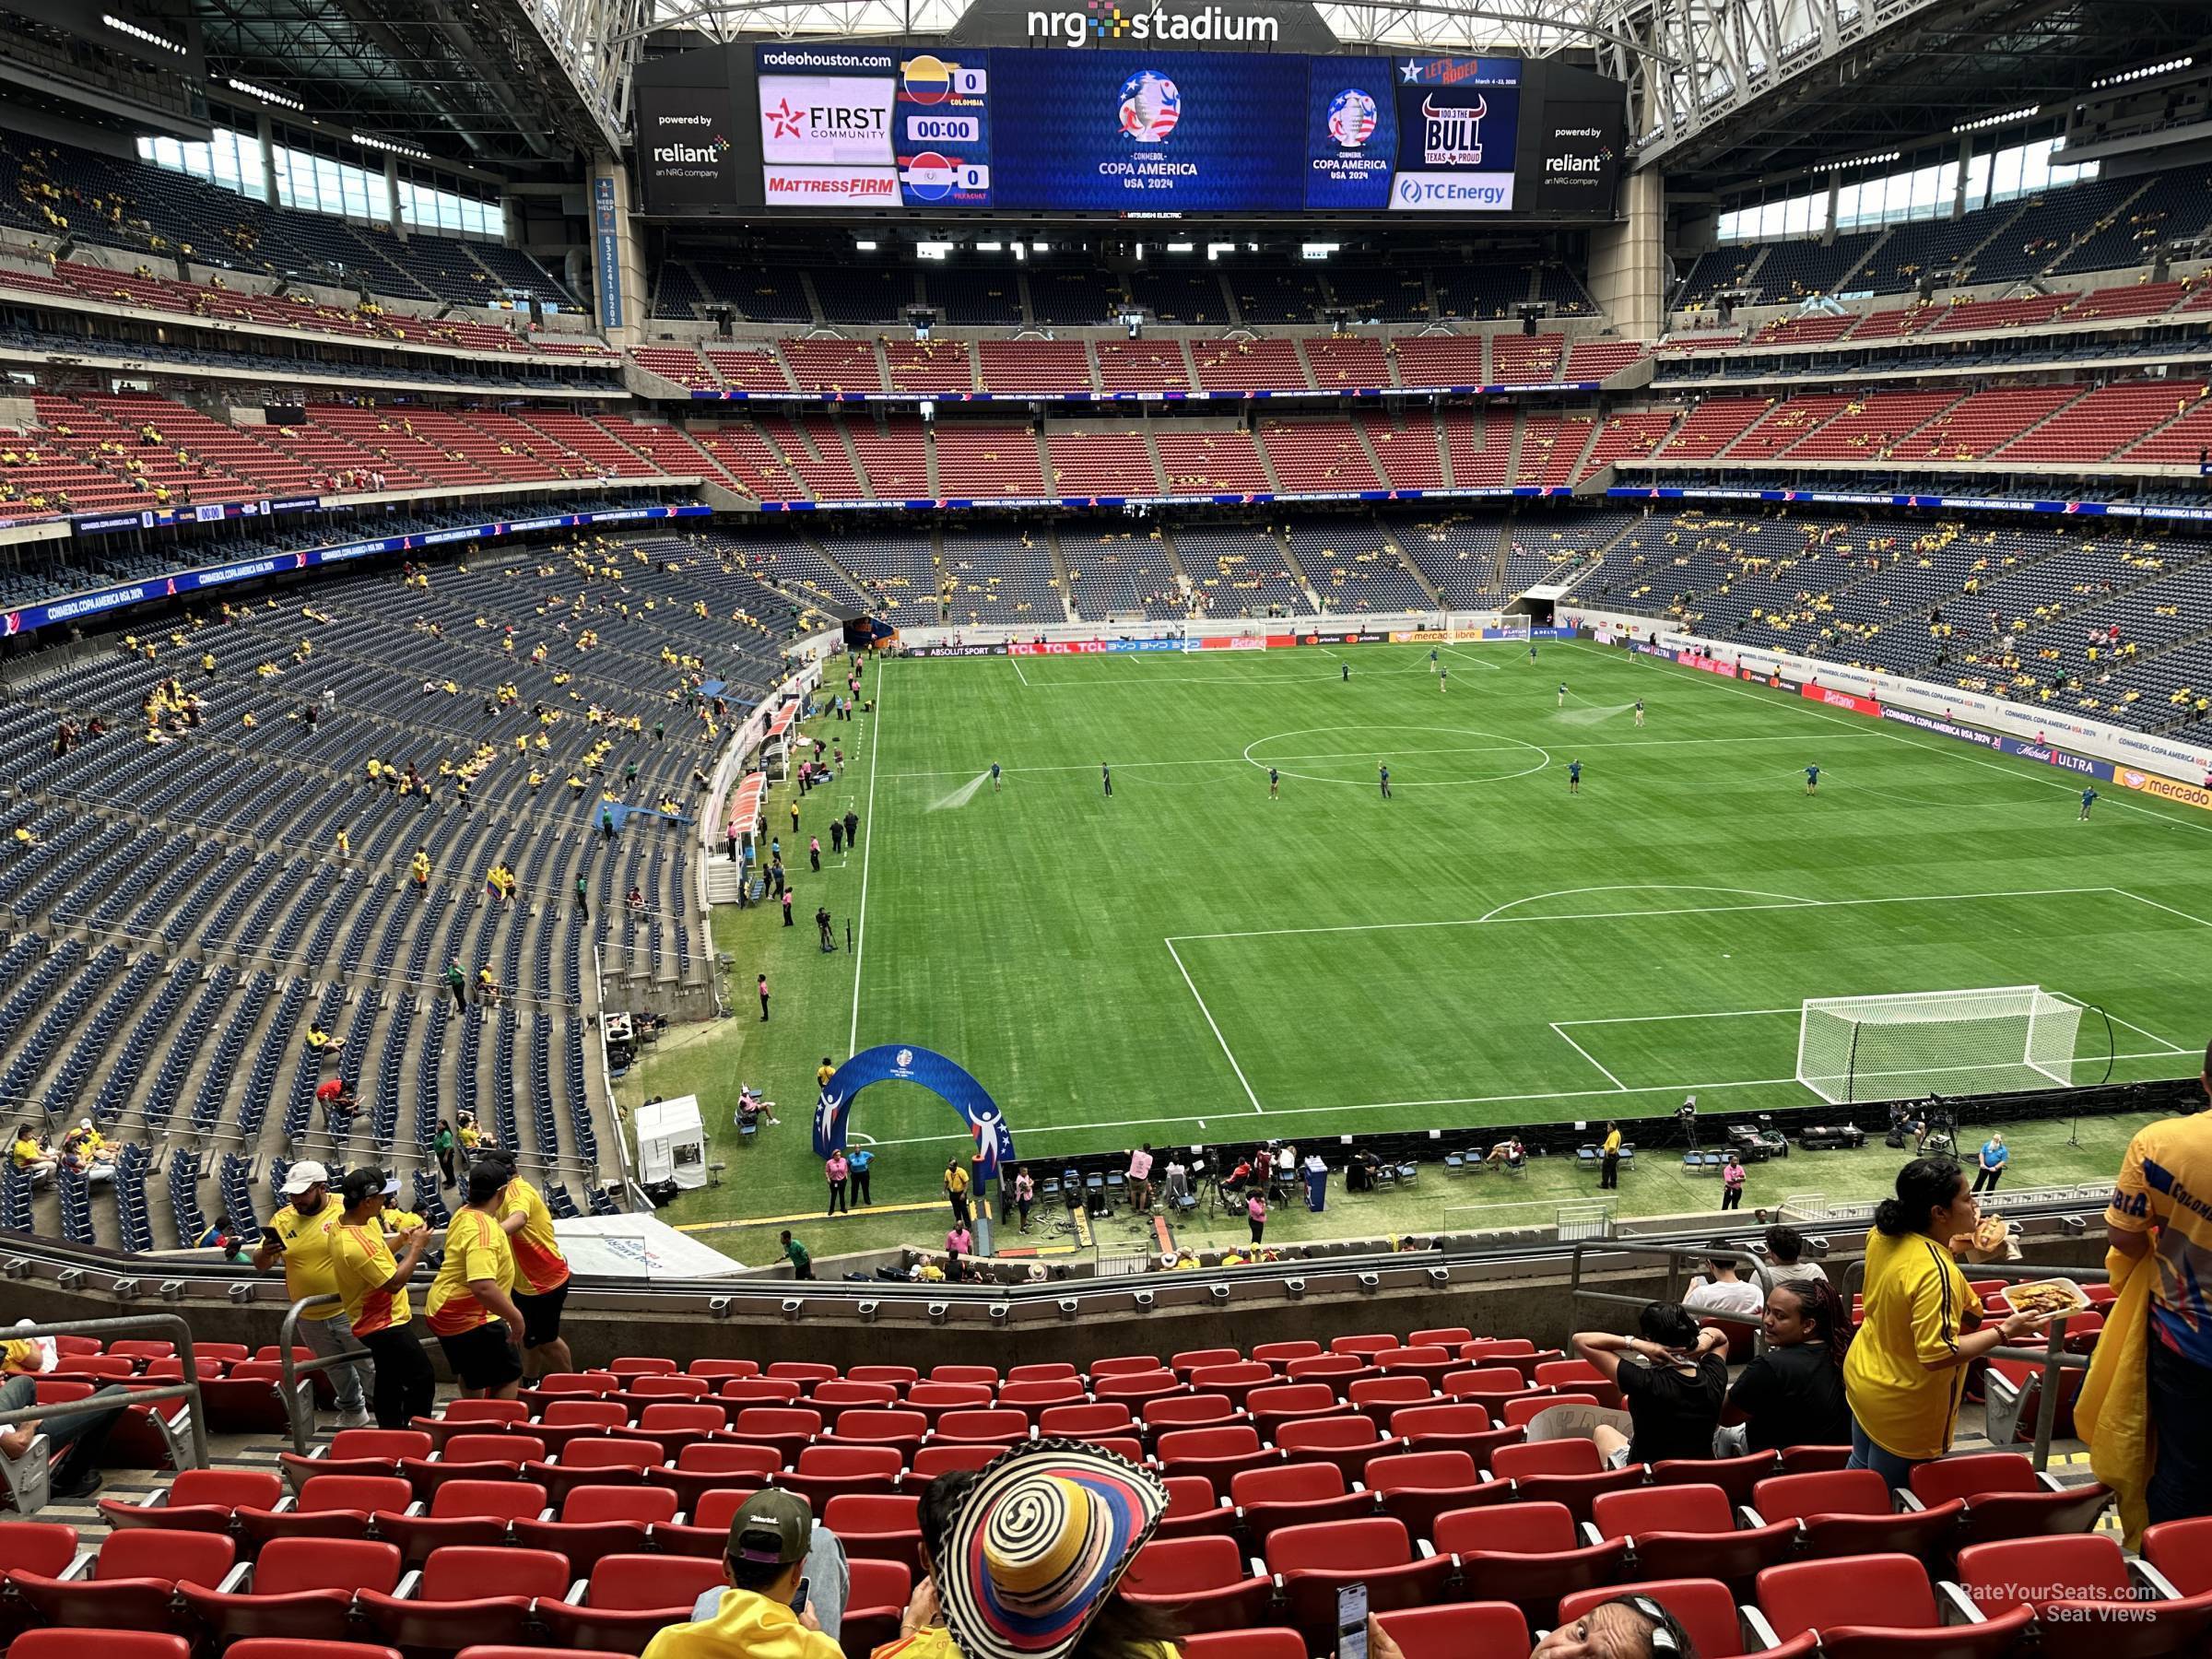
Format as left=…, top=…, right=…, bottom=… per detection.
left=1604, top=0, right=2212, bottom=182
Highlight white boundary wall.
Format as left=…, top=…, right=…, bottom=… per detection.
left=1561, top=606, right=2212, bottom=783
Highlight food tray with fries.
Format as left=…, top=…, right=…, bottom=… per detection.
left=2001, top=1277, right=2092, bottom=1319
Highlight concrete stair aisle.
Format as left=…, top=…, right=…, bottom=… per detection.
left=1348, top=420, right=1394, bottom=489
left=1044, top=529, right=1080, bottom=621
left=1253, top=425, right=1287, bottom=493
left=1435, top=413, right=1459, bottom=488
left=1138, top=425, right=1171, bottom=493
left=833, top=425, right=876, bottom=499
left=1380, top=520, right=1446, bottom=607
left=1269, top=529, right=1324, bottom=612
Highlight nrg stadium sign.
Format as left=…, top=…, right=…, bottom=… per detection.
left=947, top=0, right=1338, bottom=50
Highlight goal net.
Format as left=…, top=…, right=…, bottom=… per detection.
left=1180, top=620, right=1269, bottom=653
left=1795, top=986, right=2084, bottom=1105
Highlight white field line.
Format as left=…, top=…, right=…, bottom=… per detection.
left=1556, top=1008, right=1798, bottom=1026
left=1549, top=1022, right=1628, bottom=1090
left=845, top=1048, right=2191, bottom=1149
left=1165, top=885, right=2114, bottom=944
left=846, top=659, right=886, bottom=1054
left=1010, top=653, right=1029, bottom=688
left=2112, top=888, right=2212, bottom=932
left=1163, top=936, right=1265, bottom=1116
left=877, top=731, right=1896, bottom=782
left=1440, top=644, right=1504, bottom=672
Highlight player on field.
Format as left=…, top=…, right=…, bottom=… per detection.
left=1268, top=767, right=1279, bottom=801
left=2078, top=784, right=2098, bottom=821
left=1378, top=763, right=1392, bottom=800
left=1528, top=641, right=1538, bottom=664
left=1101, top=762, right=1112, bottom=797
left=1569, top=759, right=1582, bottom=794
left=1558, top=681, right=1569, bottom=708
left=1439, top=662, right=1448, bottom=694
left=1634, top=699, right=1645, bottom=727
left=1430, top=647, right=1440, bottom=675
left=991, top=760, right=1002, bottom=793
left=1804, top=763, right=1820, bottom=794
left=1341, top=661, right=1350, bottom=682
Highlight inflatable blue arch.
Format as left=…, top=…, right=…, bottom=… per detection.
left=812, top=1044, right=1017, bottom=1177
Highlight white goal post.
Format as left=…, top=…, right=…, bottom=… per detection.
left=1794, top=985, right=2085, bottom=1105
left=1179, top=620, right=1270, bottom=652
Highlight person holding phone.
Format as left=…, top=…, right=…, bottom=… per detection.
left=644, top=1489, right=843, bottom=1659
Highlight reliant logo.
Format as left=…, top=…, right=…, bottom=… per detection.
left=1026, top=2, right=1278, bottom=46
left=1546, top=153, right=1605, bottom=174
left=653, top=138, right=729, bottom=164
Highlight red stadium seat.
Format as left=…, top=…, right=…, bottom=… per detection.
left=1005, top=1363, right=1080, bottom=1384
left=1375, top=1601, right=1533, bottom=1659
left=1437, top=1499, right=1631, bottom=1621
left=1347, top=1375, right=1440, bottom=1428
left=1171, top=1347, right=1243, bottom=1377
left=179, top=1536, right=403, bottom=1646
left=1374, top=1346, right=1456, bottom=1386
left=1158, top=1474, right=1240, bottom=1541
left=841, top=1557, right=915, bottom=1658
left=359, top=1545, right=570, bottom=1652
left=1411, top=1328, right=1475, bottom=1349
left=1088, top=1356, right=1165, bottom=1378
left=1907, top=1453, right=2112, bottom=1548
left=1442, top=1366, right=1528, bottom=1400
left=1957, top=1534, right=2212, bottom=1658
left=627, top=1374, right=711, bottom=1403
left=229, top=1643, right=401, bottom=1659
left=688, top=1360, right=760, bottom=1381
left=719, top=1379, right=805, bottom=1406
left=824, top=1492, right=925, bottom=1574
left=728, top=1406, right=822, bottom=1465
left=0, top=1521, right=78, bottom=1578
left=929, top=1364, right=1001, bottom=1388
left=1501, top=1392, right=1600, bottom=1429
left=1039, top=1404, right=1135, bottom=1439
left=846, top=1365, right=919, bottom=1388
left=8, top=1527, right=235, bottom=1633
left=1121, top=1535, right=1273, bottom=1633
left=1233, top=1460, right=1374, bottom=1547
left=278, top=1429, right=433, bottom=1491
left=608, top=1358, right=678, bottom=1378
left=665, top=1441, right=781, bottom=1510
left=522, top=1437, right=665, bottom=1507
left=537, top=1552, right=731, bottom=1654
left=776, top=1443, right=905, bottom=1508
left=1092, top=1371, right=1187, bottom=1407
left=1364, top=1449, right=1511, bottom=1542
left=2143, top=1517, right=2212, bottom=1596
left=238, top=1473, right=414, bottom=1551
left=1265, top=1516, right=1453, bottom=1650
left=1753, top=1552, right=2034, bottom=1657
left=631, top=1403, right=727, bottom=1459
left=1246, top=1382, right=1350, bottom=1441
left=1180, top=1630, right=1307, bottom=1659
left=1141, top=1393, right=1242, bottom=1440
left=415, top=1399, right=532, bottom=1450
left=1250, top=1341, right=1323, bottom=1368
left=512, top=1484, right=677, bottom=1574
left=1392, top=1403, right=1520, bottom=1467
left=1329, top=1335, right=1396, bottom=1358
left=996, top=1379, right=1088, bottom=1419
left=1753, top=1468, right=1965, bottom=1563
left=910, top=1443, right=1001, bottom=1483
left=806, top=1381, right=900, bottom=1424
left=1560, top=1577, right=1820, bottom=1657
left=1185, top=1362, right=1277, bottom=1410
left=1651, top=1452, right=1781, bottom=1508
left=1156, top=1425, right=1282, bottom=1496
left=1282, top=1354, right=1370, bottom=1394
left=6, top=1635, right=189, bottom=1659
left=934, top=1408, right=1031, bottom=1445
left=1274, top=1413, right=1402, bottom=1482
left=99, top=1466, right=285, bottom=1533
left=1591, top=1481, right=1797, bottom=1591
left=1535, top=1359, right=1624, bottom=1411
left=373, top=1477, right=549, bottom=1565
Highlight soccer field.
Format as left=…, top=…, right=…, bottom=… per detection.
left=665, top=636, right=2212, bottom=1220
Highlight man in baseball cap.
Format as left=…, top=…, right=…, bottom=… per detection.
left=642, top=1489, right=845, bottom=1659
left=251, top=1159, right=371, bottom=1427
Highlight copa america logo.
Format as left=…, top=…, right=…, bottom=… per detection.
left=896, top=1048, right=913, bottom=1067
left=1326, top=88, right=1376, bottom=148
left=1118, top=70, right=1181, bottom=142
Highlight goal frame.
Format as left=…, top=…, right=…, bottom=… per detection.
left=1794, top=984, right=2084, bottom=1106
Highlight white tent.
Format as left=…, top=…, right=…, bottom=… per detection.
left=634, top=1093, right=708, bottom=1189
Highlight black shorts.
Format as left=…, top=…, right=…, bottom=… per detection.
left=437, top=1320, right=523, bottom=1392
left=512, top=1281, right=570, bottom=1349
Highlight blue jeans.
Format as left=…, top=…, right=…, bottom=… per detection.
left=2147, top=1336, right=2212, bottom=1524
left=1846, top=1416, right=1927, bottom=1488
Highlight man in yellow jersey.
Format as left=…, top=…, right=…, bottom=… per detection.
left=2106, top=1038, right=2212, bottom=1524
left=424, top=1162, right=526, bottom=1399
left=1600, top=1121, right=1623, bottom=1190
left=373, top=1171, right=427, bottom=1240
left=641, top=1489, right=841, bottom=1659
left=328, top=1166, right=435, bottom=1429
left=252, top=1160, right=371, bottom=1426
left=480, top=1152, right=573, bottom=1379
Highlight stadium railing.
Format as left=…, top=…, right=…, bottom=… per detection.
left=0, top=1312, right=212, bottom=1506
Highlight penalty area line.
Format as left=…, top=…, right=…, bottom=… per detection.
left=1163, top=936, right=1265, bottom=1117
left=1549, top=1022, right=1628, bottom=1090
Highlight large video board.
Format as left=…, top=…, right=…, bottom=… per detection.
left=636, top=42, right=1622, bottom=219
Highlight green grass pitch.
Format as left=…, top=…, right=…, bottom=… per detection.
left=632, top=637, right=2212, bottom=1230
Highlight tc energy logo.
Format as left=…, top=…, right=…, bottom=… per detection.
left=1026, top=1, right=1279, bottom=45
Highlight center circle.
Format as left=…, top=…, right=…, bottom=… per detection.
left=1243, top=724, right=1552, bottom=788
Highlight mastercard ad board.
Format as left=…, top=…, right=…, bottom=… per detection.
left=636, top=41, right=1620, bottom=219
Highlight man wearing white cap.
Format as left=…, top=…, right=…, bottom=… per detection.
left=252, top=1159, right=372, bottom=1426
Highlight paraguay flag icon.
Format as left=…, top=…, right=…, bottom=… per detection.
left=902, top=150, right=959, bottom=202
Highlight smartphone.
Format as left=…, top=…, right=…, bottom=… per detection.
left=789, top=1576, right=810, bottom=1614
left=1335, top=1582, right=1368, bottom=1659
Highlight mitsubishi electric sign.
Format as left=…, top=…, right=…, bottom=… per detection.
left=945, top=0, right=1338, bottom=51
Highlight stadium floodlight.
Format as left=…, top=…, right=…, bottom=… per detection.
left=1794, top=986, right=2086, bottom=1105
left=227, top=76, right=303, bottom=112
left=102, top=14, right=186, bottom=53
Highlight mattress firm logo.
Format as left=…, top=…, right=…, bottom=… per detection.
left=1027, top=2, right=1279, bottom=46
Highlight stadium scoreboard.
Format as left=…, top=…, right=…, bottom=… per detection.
left=637, top=41, right=1623, bottom=219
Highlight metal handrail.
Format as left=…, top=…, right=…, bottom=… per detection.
left=1569, top=1237, right=1776, bottom=1352
left=0, top=1312, right=209, bottom=1473
left=272, top=1292, right=431, bottom=1455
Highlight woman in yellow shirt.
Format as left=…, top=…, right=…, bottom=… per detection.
left=1842, top=1157, right=2053, bottom=1484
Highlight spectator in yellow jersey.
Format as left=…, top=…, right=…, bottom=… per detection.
left=328, top=1167, right=435, bottom=1429
left=424, top=1163, right=525, bottom=1400
left=2097, top=1037, right=2212, bottom=1524
left=1842, top=1158, right=2053, bottom=1485
left=480, top=1152, right=573, bottom=1379
left=641, top=1489, right=843, bottom=1659
left=253, top=1160, right=372, bottom=1427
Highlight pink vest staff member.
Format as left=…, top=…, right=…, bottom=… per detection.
left=1247, top=1190, right=1267, bottom=1247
